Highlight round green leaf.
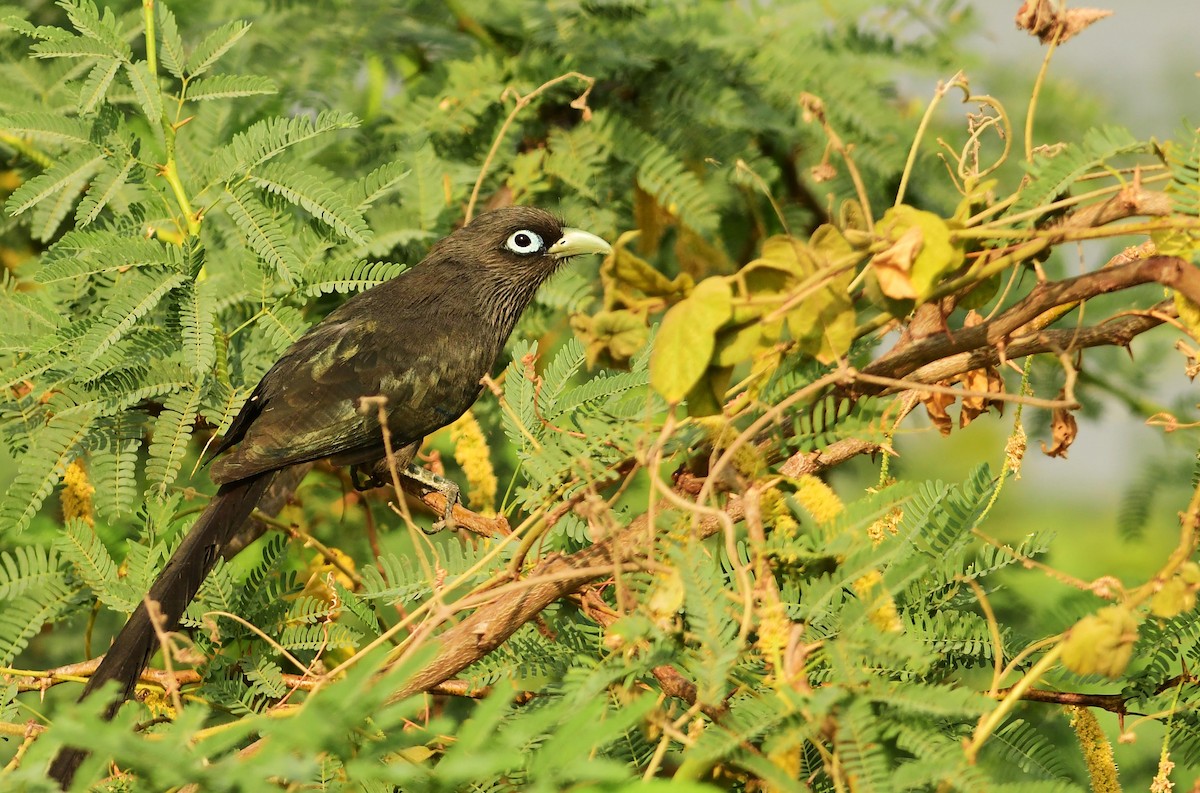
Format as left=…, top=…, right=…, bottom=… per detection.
left=650, top=277, right=732, bottom=402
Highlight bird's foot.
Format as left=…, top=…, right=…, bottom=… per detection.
left=402, top=463, right=460, bottom=533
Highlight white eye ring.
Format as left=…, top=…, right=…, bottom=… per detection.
left=505, top=229, right=544, bottom=256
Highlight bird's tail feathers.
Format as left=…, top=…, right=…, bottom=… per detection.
left=48, top=470, right=274, bottom=788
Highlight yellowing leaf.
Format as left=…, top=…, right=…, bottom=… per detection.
left=757, top=228, right=856, bottom=363
left=1153, top=228, right=1200, bottom=258
left=602, top=230, right=692, bottom=302
left=952, top=178, right=998, bottom=224
left=685, top=364, right=733, bottom=417
left=871, top=225, right=921, bottom=299
left=650, top=277, right=732, bottom=402
left=633, top=184, right=667, bottom=256
left=1175, top=290, right=1200, bottom=339
left=675, top=223, right=733, bottom=278
left=571, top=309, right=649, bottom=368
left=713, top=320, right=780, bottom=367
left=873, top=205, right=964, bottom=301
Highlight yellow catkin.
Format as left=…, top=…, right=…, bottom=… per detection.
left=794, top=474, right=843, bottom=525
left=448, top=410, right=497, bottom=515
left=1005, top=421, right=1027, bottom=480
left=852, top=569, right=903, bottom=634
left=1067, top=706, right=1120, bottom=793
left=755, top=599, right=790, bottom=676
left=695, top=415, right=763, bottom=478
left=1151, top=750, right=1174, bottom=793
left=760, top=487, right=799, bottom=539
left=61, top=457, right=95, bottom=526
left=866, top=506, right=903, bottom=547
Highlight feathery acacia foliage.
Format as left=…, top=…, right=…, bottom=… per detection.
left=2, top=1, right=1200, bottom=790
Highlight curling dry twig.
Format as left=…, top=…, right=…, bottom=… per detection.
left=465, top=72, right=595, bottom=222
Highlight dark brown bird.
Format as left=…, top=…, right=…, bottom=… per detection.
left=48, top=206, right=611, bottom=788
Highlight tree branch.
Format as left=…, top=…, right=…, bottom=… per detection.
left=863, top=255, right=1200, bottom=384
left=385, top=437, right=877, bottom=702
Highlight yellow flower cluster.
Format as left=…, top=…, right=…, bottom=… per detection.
left=694, top=415, right=762, bottom=478
left=759, top=487, right=799, bottom=539
left=793, top=474, right=843, bottom=526
left=448, top=410, right=497, bottom=515
left=866, top=506, right=902, bottom=547
left=852, top=569, right=902, bottom=634
left=755, top=599, right=790, bottom=675
left=1068, top=706, right=1120, bottom=793
left=61, top=457, right=95, bottom=526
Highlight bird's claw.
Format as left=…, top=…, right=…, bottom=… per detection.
left=427, top=480, right=460, bottom=534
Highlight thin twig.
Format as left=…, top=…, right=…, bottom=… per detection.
left=465, top=72, right=594, bottom=222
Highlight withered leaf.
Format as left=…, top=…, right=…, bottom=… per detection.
left=920, top=384, right=956, bottom=436
left=1039, top=390, right=1078, bottom=457
left=1015, top=0, right=1113, bottom=45
left=871, top=224, right=922, bottom=300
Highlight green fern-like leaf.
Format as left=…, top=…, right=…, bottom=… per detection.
left=124, top=60, right=164, bottom=143
left=277, top=622, right=361, bottom=651
left=185, top=74, right=276, bottom=102
left=77, top=58, right=122, bottom=112
left=299, top=258, right=405, bottom=296
left=988, top=718, right=1073, bottom=781
left=177, top=280, right=217, bottom=377
left=60, top=0, right=129, bottom=57
left=0, top=410, right=95, bottom=534
left=56, top=517, right=139, bottom=612
left=0, top=545, right=63, bottom=599
left=352, top=160, right=410, bottom=211
left=249, top=160, right=370, bottom=245
left=5, top=148, right=105, bottom=217
left=35, top=230, right=174, bottom=283
left=155, top=3, right=185, bottom=79
left=89, top=414, right=143, bottom=518
left=0, top=111, right=92, bottom=147
left=675, top=542, right=739, bottom=706
left=74, top=153, right=137, bottom=226
left=223, top=182, right=301, bottom=285
left=144, top=385, right=205, bottom=495
left=0, top=577, right=75, bottom=664
left=73, top=270, right=188, bottom=365
left=30, top=34, right=118, bottom=60
left=186, top=19, right=250, bottom=78
left=207, top=109, right=360, bottom=183
left=1007, top=125, right=1144, bottom=221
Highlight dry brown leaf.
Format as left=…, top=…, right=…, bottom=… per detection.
left=1015, top=0, right=1113, bottom=45
left=871, top=224, right=923, bottom=300
left=919, top=383, right=956, bottom=436
left=1040, top=390, right=1079, bottom=457
left=810, top=162, right=837, bottom=183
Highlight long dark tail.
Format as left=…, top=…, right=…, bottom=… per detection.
left=49, top=471, right=275, bottom=789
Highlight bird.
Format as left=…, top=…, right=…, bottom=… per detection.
left=48, top=206, right=612, bottom=788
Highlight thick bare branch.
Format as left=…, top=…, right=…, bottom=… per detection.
left=864, top=256, right=1198, bottom=383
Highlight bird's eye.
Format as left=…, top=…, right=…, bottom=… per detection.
left=505, top=230, right=544, bottom=256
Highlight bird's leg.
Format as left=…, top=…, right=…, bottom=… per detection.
left=355, top=455, right=461, bottom=532
left=401, top=463, right=460, bottom=532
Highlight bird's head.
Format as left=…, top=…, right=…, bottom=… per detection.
left=433, top=206, right=612, bottom=284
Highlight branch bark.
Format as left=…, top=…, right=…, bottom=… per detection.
left=386, top=437, right=877, bottom=702
left=863, top=255, right=1199, bottom=384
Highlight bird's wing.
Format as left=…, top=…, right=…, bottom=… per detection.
left=211, top=312, right=398, bottom=482
left=210, top=283, right=489, bottom=484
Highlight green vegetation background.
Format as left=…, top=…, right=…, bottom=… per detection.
left=3, top=1, right=1200, bottom=790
